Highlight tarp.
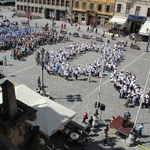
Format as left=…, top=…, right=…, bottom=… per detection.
left=0, top=84, right=76, bottom=137
left=109, top=16, right=127, bottom=25
left=139, top=21, right=150, bottom=36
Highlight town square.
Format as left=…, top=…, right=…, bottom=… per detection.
left=0, top=2, right=150, bottom=150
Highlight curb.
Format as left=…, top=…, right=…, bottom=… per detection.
left=137, top=144, right=150, bottom=150
left=109, top=129, right=116, bottom=134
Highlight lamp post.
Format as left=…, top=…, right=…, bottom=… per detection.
left=133, top=68, right=150, bottom=128
left=126, top=68, right=150, bottom=147
left=35, top=48, right=45, bottom=96
left=27, top=0, right=29, bottom=26
left=145, top=28, right=150, bottom=52
left=95, top=50, right=106, bottom=121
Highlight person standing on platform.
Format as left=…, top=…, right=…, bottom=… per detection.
left=122, top=111, right=131, bottom=127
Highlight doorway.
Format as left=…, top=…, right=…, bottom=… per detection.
left=88, top=15, right=95, bottom=27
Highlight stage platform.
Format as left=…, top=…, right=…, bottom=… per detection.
left=110, top=116, right=134, bottom=138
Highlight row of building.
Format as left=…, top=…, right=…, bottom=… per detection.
left=14, top=0, right=150, bottom=36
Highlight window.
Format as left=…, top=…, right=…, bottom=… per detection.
left=82, top=2, right=86, bottom=9
left=135, top=6, right=141, bottom=16
left=98, top=4, right=102, bottom=11
left=116, top=4, right=122, bottom=12
left=97, top=16, right=101, bottom=25
left=75, top=1, right=79, bottom=8
left=61, top=0, right=64, bottom=6
left=90, top=3, right=94, bottom=10
left=66, top=1, right=69, bottom=7
left=82, top=12, right=85, bottom=16
left=147, top=8, right=150, bottom=17
left=106, top=5, right=110, bottom=12
left=126, top=4, right=130, bottom=14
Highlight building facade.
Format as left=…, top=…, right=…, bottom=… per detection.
left=110, top=0, right=150, bottom=34
left=15, top=0, right=72, bottom=21
left=71, top=0, right=115, bottom=27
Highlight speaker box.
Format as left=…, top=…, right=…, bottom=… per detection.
left=0, top=60, right=3, bottom=66
left=95, top=102, right=100, bottom=108
left=100, top=103, right=105, bottom=111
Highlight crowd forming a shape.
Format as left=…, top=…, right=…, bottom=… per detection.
left=42, top=41, right=149, bottom=108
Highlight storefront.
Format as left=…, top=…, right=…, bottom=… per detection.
left=128, top=15, right=146, bottom=33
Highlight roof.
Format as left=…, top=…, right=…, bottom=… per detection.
left=109, top=16, right=127, bottom=25
left=0, top=84, right=76, bottom=137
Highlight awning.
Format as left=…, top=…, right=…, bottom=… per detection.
left=0, top=84, right=76, bottom=137
left=109, top=16, right=127, bottom=25
left=139, top=21, right=150, bottom=36
left=128, top=15, right=146, bottom=24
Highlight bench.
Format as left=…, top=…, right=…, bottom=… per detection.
left=0, top=15, right=3, bottom=19
left=82, top=34, right=90, bottom=39
left=95, top=37, right=103, bottom=42
left=130, top=43, right=140, bottom=50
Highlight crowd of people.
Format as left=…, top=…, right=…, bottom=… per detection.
left=110, top=69, right=150, bottom=108
left=0, top=19, right=71, bottom=60
left=42, top=41, right=125, bottom=82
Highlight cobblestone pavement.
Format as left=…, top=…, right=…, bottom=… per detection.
left=0, top=7, right=150, bottom=150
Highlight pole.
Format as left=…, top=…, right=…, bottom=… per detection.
left=146, top=30, right=150, bottom=52
left=41, top=51, right=44, bottom=94
left=96, top=64, right=104, bottom=107
left=145, top=30, right=150, bottom=52
left=96, top=51, right=105, bottom=108
left=133, top=68, right=150, bottom=128
left=27, top=0, right=29, bottom=26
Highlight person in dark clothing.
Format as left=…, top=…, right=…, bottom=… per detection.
left=37, top=76, right=41, bottom=89
left=95, top=28, right=97, bottom=34
left=103, top=129, right=108, bottom=146
left=87, top=26, right=89, bottom=32
left=88, top=116, right=93, bottom=126
left=105, top=125, right=109, bottom=133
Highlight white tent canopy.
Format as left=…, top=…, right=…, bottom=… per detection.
left=0, top=84, right=76, bottom=137
left=139, top=21, right=150, bottom=36
left=109, top=16, right=127, bottom=25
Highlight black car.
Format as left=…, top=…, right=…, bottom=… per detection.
left=73, top=32, right=80, bottom=37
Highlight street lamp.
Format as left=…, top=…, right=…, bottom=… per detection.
left=27, top=0, right=30, bottom=26
left=145, top=28, right=150, bottom=52
left=95, top=50, right=106, bottom=122
left=126, top=68, right=150, bottom=147
left=35, top=48, right=45, bottom=95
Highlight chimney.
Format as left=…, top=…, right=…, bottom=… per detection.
left=1, top=80, right=18, bottom=119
